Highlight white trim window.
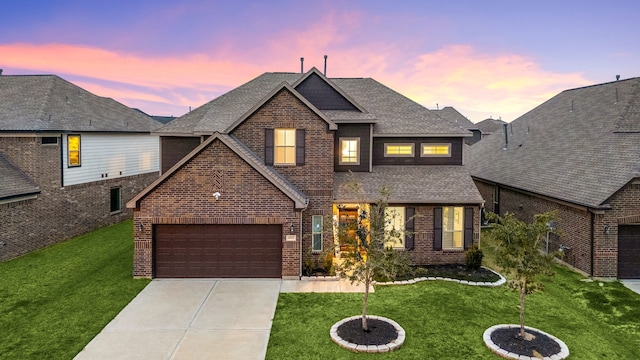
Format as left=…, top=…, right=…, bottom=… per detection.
left=275, top=129, right=296, bottom=165
left=384, top=143, right=414, bottom=157
left=339, top=138, right=360, bottom=165
left=68, top=134, right=81, bottom=167
left=384, top=207, right=405, bottom=249
left=443, top=206, right=463, bottom=249
left=312, top=215, right=323, bottom=252
left=421, top=143, right=451, bottom=157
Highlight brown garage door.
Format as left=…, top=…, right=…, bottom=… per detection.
left=154, top=224, right=282, bottom=278
left=618, top=225, right=640, bottom=279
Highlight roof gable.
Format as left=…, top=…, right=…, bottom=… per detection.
left=466, top=77, right=640, bottom=208
left=0, top=75, right=159, bottom=132
left=293, top=68, right=365, bottom=112
left=433, top=107, right=476, bottom=129
left=126, top=132, right=308, bottom=209
left=224, top=82, right=337, bottom=132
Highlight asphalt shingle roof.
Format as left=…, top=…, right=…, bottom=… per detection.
left=0, top=153, right=39, bottom=200
left=0, top=75, right=160, bottom=132
left=156, top=70, right=470, bottom=137
left=433, top=106, right=476, bottom=129
left=334, top=165, right=483, bottom=204
left=476, top=118, right=506, bottom=134
left=466, top=77, right=640, bottom=208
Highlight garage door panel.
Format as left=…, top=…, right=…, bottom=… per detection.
left=618, top=225, right=640, bottom=279
left=154, top=224, right=282, bottom=278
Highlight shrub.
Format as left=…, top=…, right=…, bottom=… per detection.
left=465, top=244, right=483, bottom=270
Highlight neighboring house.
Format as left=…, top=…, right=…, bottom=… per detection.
left=434, top=106, right=482, bottom=145
left=475, top=117, right=507, bottom=139
left=0, top=74, right=161, bottom=261
left=466, top=77, right=640, bottom=279
left=127, top=68, right=483, bottom=279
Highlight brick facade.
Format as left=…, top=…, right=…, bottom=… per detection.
left=0, top=136, right=157, bottom=261
left=409, top=205, right=480, bottom=265
left=231, top=89, right=335, bottom=271
left=474, top=178, right=640, bottom=278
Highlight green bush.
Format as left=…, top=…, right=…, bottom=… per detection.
left=465, top=244, right=483, bottom=270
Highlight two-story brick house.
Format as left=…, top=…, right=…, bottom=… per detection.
left=0, top=74, right=161, bottom=261
left=127, top=68, right=483, bottom=278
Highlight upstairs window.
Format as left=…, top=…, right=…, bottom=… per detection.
left=274, top=129, right=296, bottom=165
left=421, top=143, right=451, bottom=157
left=340, top=138, right=360, bottom=165
left=68, top=134, right=81, bottom=167
left=384, top=143, right=414, bottom=157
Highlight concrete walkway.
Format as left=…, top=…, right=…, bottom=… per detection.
left=621, top=280, right=640, bottom=296
left=74, top=279, right=367, bottom=360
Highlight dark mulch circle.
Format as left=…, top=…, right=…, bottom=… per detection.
left=336, top=318, right=398, bottom=346
left=490, top=327, right=561, bottom=357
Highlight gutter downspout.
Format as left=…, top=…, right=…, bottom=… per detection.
left=299, top=205, right=307, bottom=279
left=590, top=211, right=595, bottom=277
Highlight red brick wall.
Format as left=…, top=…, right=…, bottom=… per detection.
left=409, top=205, right=480, bottom=265
left=0, top=136, right=157, bottom=261
left=231, top=89, right=335, bottom=270
left=133, top=140, right=302, bottom=278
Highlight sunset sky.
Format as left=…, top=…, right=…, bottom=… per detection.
left=2, top=0, right=638, bottom=122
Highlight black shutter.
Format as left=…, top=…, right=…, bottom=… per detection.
left=296, top=129, right=305, bottom=166
left=405, top=207, right=415, bottom=250
left=434, top=207, right=442, bottom=251
left=464, top=207, right=474, bottom=249
left=265, top=129, right=274, bottom=166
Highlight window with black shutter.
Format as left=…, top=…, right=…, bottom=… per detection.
left=405, top=207, right=415, bottom=250
left=434, top=207, right=442, bottom=251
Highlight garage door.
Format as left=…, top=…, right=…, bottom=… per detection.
left=154, top=224, right=282, bottom=278
left=618, top=225, right=640, bottom=279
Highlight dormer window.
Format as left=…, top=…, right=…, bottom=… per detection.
left=339, top=138, right=360, bottom=165
left=384, top=143, right=414, bottom=157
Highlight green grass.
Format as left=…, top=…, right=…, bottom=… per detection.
left=0, top=220, right=150, bottom=359
left=266, top=231, right=640, bottom=359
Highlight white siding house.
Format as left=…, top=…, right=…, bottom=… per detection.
left=62, top=133, right=159, bottom=186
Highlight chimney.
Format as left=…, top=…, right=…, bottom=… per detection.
left=0, top=69, right=3, bottom=75
left=300, top=57, right=304, bottom=73
left=616, top=75, right=620, bottom=81
left=503, top=123, right=509, bottom=149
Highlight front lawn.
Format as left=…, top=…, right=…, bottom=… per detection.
left=0, top=220, right=150, bottom=359
left=267, top=237, right=640, bottom=358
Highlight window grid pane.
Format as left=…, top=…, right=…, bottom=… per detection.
left=385, top=144, right=414, bottom=157
left=384, top=207, right=405, bottom=249
left=68, top=135, right=81, bottom=166
left=274, top=129, right=296, bottom=165
left=421, top=143, right=451, bottom=157
left=312, top=215, right=323, bottom=251
left=443, top=206, right=463, bottom=249
left=340, top=138, right=359, bottom=164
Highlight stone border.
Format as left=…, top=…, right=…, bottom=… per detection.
left=373, top=266, right=506, bottom=287
left=483, top=324, right=570, bottom=360
left=330, top=315, right=405, bottom=353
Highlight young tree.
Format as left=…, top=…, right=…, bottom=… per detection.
left=334, top=184, right=411, bottom=331
left=489, top=211, right=558, bottom=339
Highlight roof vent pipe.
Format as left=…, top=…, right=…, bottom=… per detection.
left=324, top=55, right=327, bottom=76
left=0, top=69, right=3, bottom=75
left=503, top=123, right=509, bottom=150
left=616, top=75, right=620, bottom=81
left=300, top=57, right=304, bottom=73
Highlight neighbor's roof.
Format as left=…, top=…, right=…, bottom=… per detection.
left=466, top=77, right=640, bottom=208
left=127, top=132, right=308, bottom=209
left=433, top=106, right=477, bottom=129
left=0, top=75, right=160, bottom=132
left=475, top=118, right=506, bottom=134
left=334, top=165, right=484, bottom=204
left=0, top=153, right=40, bottom=201
left=156, top=68, right=470, bottom=137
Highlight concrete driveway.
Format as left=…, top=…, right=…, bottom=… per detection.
left=74, top=279, right=281, bottom=360
left=621, top=280, right=640, bottom=295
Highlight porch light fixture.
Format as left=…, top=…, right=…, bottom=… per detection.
left=213, top=192, right=221, bottom=200
left=139, top=223, right=144, bottom=232
left=603, top=225, right=610, bottom=235
left=290, top=224, right=295, bottom=233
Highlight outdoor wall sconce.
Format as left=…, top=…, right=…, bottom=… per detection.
left=290, top=224, right=295, bottom=233
left=603, top=225, right=610, bottom=235
left=139, top=223, right=144, bottom=232
left=213, top=192, right=221, bottom=200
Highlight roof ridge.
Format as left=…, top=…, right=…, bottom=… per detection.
left=561, top=77, right=640, bottom=93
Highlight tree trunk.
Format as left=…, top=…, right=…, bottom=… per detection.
left=361, top=271, right=370, bottom=331
left=519, top=280, right=526, bottom=338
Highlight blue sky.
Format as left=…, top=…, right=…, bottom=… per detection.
left=2, top=0, right=638, bottom=121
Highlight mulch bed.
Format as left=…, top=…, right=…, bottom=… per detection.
left=490, top=327, right=561, bottom=357
left=336, top=318, right=398, bottom=346
left=390, top=264, right=501, bottom=283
